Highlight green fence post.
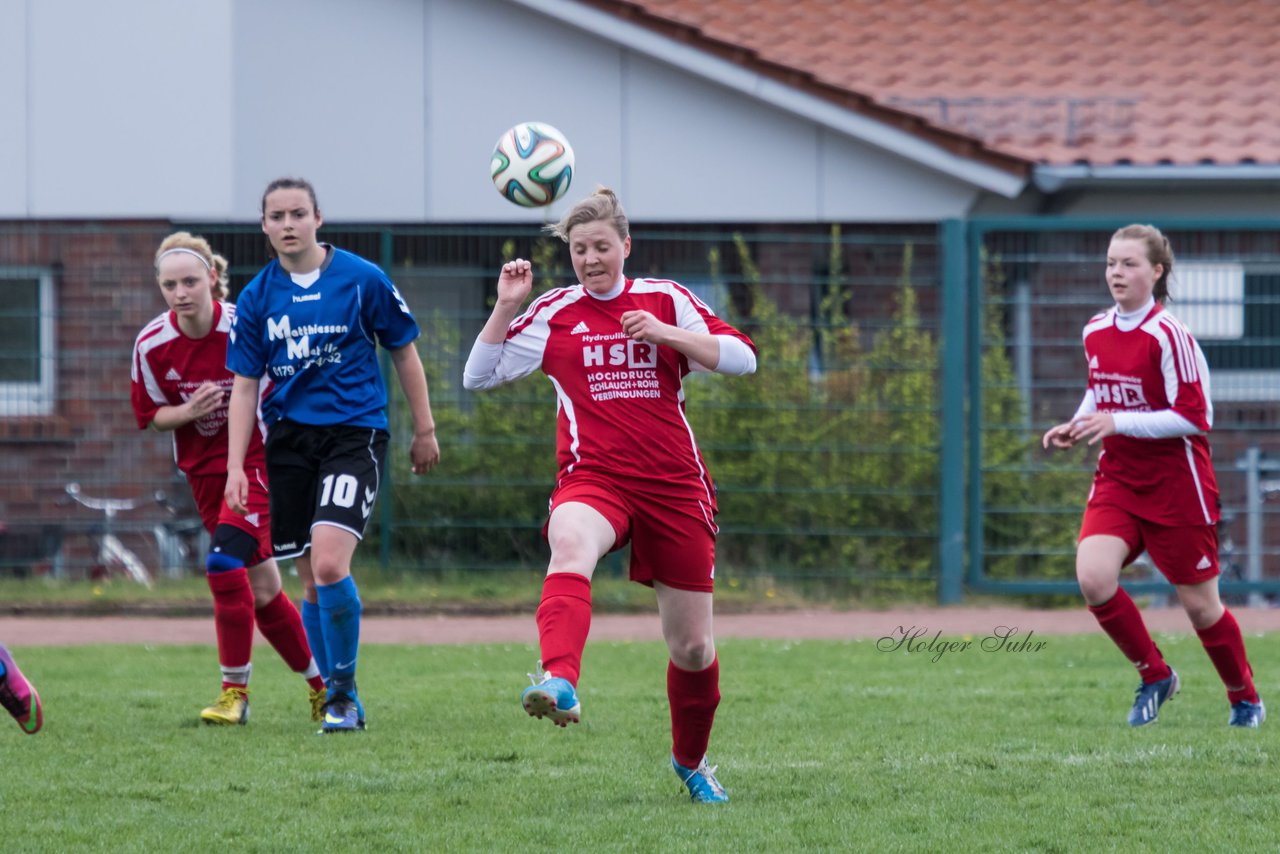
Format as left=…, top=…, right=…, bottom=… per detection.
left=938, top=219, right=966, bottom=604
left=966, top=223, right=986, bottom=592
left=379, top=228, right=394, bottom=572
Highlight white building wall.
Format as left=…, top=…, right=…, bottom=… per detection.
left=24, top=0, right=235, bottom=218
left=0, top=0, right=27, bottom=217
left=0, top=0, right=988, bottom=222
left=230, top=0, right=427, bottom=220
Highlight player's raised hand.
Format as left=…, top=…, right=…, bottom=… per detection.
left=620, top=310, right=673, bottom=345
left=496, top=258, right=532, bottom=306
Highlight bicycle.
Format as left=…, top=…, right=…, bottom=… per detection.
left=58, top=482, right=164, bottom=588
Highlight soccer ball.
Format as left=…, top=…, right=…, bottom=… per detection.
left=490, top=122, right=575, bottom=208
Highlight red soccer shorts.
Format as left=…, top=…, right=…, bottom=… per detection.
left=187, top=467, right=273, bottom=566
left=1079, top=502, right=1219, bottom=585
left=545, top=473, right=718, bottom=592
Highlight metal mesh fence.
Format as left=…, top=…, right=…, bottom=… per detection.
left=975, top=223, right=1280, bottom=596
left=0, top=222, right=942, bottom=589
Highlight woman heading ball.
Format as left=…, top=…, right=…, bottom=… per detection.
left=464, top=187, right=757, bottom=802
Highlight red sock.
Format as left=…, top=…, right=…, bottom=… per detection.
left=256, top=591, right=325, bottom=692
left=668, top=656, right=721, bottom=770
left=1088, top=587, right=1171, bottom=683
left=536, top=573, right=592, bottom=687
left=1196, top=609, right=1258, bottom=704
left=207, top=569, right=255, bottom=689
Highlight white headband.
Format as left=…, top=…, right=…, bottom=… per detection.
left=156, top=247, right=211, bottom=270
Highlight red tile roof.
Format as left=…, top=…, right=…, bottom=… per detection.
left=590, top=0, right=1280, bottom=167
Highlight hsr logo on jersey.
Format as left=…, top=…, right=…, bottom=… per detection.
left=582, top=338, right=658, bottom=370
left=1093, top=379, right=1149, bottom=409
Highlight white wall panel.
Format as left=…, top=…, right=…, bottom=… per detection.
left=231, top=0, right=426, bottom=221
left=25, top=0, right=233, bottom=218
left=0, top=0, right=28, bottom=216
left=817, top=129, right=977, bottom=222
left=424, top=0, right=624, bottom=222
left=624, top=54, right=821, bottom=221
left=0, top=0, right=996, bottom=222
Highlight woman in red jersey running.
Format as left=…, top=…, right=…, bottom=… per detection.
left=464, top=187, right=757, bottom=803
left=131, top=232, right=325, bottom=726
left=1043, top=223, right=1263, bottom=728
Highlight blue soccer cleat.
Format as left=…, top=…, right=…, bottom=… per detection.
left=1128, top=669, right=1179, bottom=727
left=672, top=756, right=728, bottom=804
left=521, top=662, right=580, bottom=727
left=320, top=691, right=365, bottom=734
left=352, top=690, right=366, bottom=729
left=1229, top=698, right=1266, bottom=728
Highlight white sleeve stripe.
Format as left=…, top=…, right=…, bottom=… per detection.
left=132, top=316, right=181, bottom=406
left=510, top=287, right=574, bottom=334
left=1161, top=316, right=1197, bottom=384
left=1143, top=321, right=1181, bottom=409
left=1083, top=310, right=1114, bottom=338
left=1158, top=318, right=1186, bottom=381
left=1173, top=321, right=1194, bottom=383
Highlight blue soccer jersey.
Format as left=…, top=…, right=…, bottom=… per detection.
left=226, top=246, right=419, bottom=429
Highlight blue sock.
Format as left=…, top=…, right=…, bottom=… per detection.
left=0, top=660, right=7, bottom=679
left=317, top=576, right=361, bottom=697
left=300, top=599, right=330, bottom=685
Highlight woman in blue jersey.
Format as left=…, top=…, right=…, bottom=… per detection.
left=224, top=177, right=440, bottom=733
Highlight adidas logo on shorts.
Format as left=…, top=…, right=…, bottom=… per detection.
left=1196, top=555, right=1212, bottom=570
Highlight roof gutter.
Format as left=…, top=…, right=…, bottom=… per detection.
left=507, top=0, right=1028, bottom=198
left=1036, top=164, right=1280, bottom=193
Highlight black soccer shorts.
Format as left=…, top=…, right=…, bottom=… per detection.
left=264, top=419, right=389, bottom=560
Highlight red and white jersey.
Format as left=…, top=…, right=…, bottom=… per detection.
left=490, top=277, right=756, bottom=502
left=130, top=301, right=268, bottom=478
left=1081, top=303, right=1219, bottom=525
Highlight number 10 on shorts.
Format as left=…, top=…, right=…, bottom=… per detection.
left=320, top=474, right=359, bottom=508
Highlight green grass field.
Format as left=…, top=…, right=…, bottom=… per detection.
left=1, top=632, right=1276, bottom=852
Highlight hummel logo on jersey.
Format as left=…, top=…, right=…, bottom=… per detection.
left=1196, top=556, right=1212, bottom=570
left=1088, top=355, right=1099, bottom=369
left=571, top=321, right=590, bottom=335
left=165, top=367, right=182, bottom=381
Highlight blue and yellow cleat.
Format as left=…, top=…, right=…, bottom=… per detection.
left=0, top=643, right=43, bottom=735
left=521, top=663, right=580, bottom=727
left=672, top=756, right=728, bottom=804
left=1229, top=699, right=1266, bottom=728
left=320, top=692, right=366, bottom=734
left=1128, top=669, right=1179, bottom=727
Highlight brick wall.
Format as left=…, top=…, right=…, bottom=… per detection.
left=0, top=223, right=187, bottom=573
